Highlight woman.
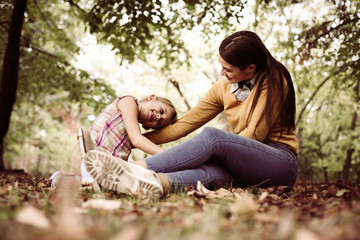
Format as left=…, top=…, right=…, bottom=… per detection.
left=84, top=30, right=298, bottom=199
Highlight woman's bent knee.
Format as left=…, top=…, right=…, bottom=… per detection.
left=200, top=127, right=223, bottom=138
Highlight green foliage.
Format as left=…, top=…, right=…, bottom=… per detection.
left=15, top=0, right=116, bottom=109
left=1, top=0, right=117, bottom=110
left=1, top=0, right=116, bottom=173
left=70, top=0, right=246, bottom=68
left=298, top=82, right=359, bottom=181
left=280, top=0, right=360, bottom=182
left=4, top=104, right=80, bottom=175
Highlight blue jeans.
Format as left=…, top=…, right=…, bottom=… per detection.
left=145, top=127, right=298, bottom=192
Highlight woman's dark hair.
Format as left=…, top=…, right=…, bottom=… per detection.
left=219, top=30, right=296, bottom=141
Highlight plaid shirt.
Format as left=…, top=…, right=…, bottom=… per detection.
left=90, top=96, right=138, bottom=160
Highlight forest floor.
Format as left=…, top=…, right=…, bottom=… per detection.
left=0, top=171, right=359, bottom=240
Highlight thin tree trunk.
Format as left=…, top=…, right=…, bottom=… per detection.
left=0, top=0, right=27, bottom=170
left=323, top=167, right=329, bottom=184
left=342, top=148, right=355, bottom=183
left=341, top=79, right=359, bottom=183
left=341, top=111, right=358, bottom=183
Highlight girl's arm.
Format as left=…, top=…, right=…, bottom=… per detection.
left=118, top=96, right=165, bottom=155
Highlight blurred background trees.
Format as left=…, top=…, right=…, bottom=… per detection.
left=0, top=0, right=359, bottom=183
left=0, top=0, right=116, bottom=173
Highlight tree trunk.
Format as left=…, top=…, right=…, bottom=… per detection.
left=0, top=0, right=27, bottom=170
left=341, top=111, right=358, bottom=183
left=323, top=167, right=329, bottom=184
left=342, top=148, right=355, bottom=183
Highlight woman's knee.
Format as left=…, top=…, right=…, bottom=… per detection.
left=200, top=127, right=221, bottom=138
left=196, top=127, right=221, bottom=145
left=199, top=127, right=239, bottom=143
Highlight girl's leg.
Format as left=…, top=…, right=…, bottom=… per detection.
left=145, top=127, right=297, bottom=189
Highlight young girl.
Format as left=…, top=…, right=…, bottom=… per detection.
left=84, top=30, right=298, bottom=199
left=78, top=94, right=177, bottom=189
left=90, top=95, right=177, bottom=159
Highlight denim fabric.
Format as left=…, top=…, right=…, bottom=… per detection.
left=145, top=127, right=298, bottom=192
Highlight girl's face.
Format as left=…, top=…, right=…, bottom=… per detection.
left=138, top=95, right=174, bottom=129
left=219, top=56, right=256, bottom=84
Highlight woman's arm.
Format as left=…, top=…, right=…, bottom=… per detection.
left=118, top=96, right=165, bottom=155
left=144, top=81, right=224, bottom=144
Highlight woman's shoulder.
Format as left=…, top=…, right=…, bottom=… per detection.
left=211, top=77, right=230, bottom=88
left=204, top=77, right=232, bottom=102
left=215, top=77, right=232, bottom=92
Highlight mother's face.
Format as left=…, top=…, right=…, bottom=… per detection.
left=219, top=56, right=256, bottom=84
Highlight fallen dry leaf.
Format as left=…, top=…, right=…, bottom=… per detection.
left=187, top=181, right=235, bottom=199
left=228, top=193, right=258, bottom=217
left=259, top=191, right=268, bottom=202
left=16, top=205, right=50, bottom=229
left=213, top=188, right=235, bottom=198
left=196, top=181, right=211, bottom=195
left=294, top=228, right=320, bottom=240
left=110, top=225, right=142, bottom=240
left=336, top=189, right=350, bottom=197
left=82, top=198, right=122, bottom=210
left=254, top=213, right=280, bottom=223
left=277, top=212, right=296, bottom=238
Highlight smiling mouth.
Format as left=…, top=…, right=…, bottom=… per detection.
left=150, top=111, right=156, bottom=121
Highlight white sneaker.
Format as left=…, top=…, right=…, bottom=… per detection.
left=49, top=171, right=63, bottom=187
left=84, top=150, right=163, bottom=199
left=77, top=127, right=101, bottom=193
left=49, top=171, right=82, bottom=188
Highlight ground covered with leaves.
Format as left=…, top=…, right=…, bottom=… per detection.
left=0, top=172, right=359, bottom=240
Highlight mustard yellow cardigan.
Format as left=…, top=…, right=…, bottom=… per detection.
left=144, top=77, right=298, bottom=154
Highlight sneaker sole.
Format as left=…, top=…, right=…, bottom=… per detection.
left=84, top=150, right=163, bottom=199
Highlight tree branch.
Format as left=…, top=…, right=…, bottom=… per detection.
left=168, top=78, right=191, bottom=111
left=66, top=0, right=87, bottom=15
left=147, top=63, right=192, bottom=111
left=23, top=43, right=58, bottom=58
left=296, top=67, right=344, bottom=125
